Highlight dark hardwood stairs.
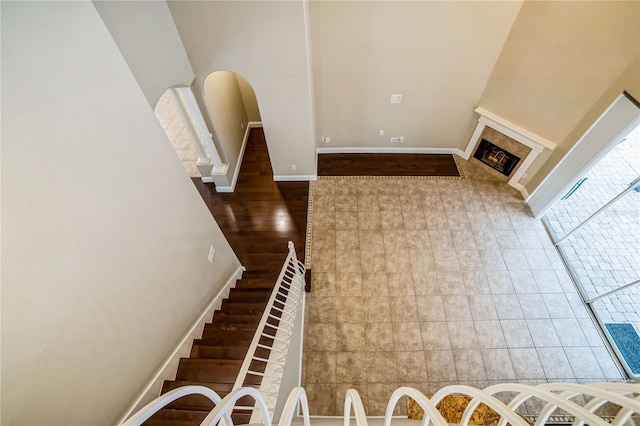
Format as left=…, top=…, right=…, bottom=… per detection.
left=141, top=128, right=309, bottom=426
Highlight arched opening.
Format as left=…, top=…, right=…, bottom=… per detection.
left=202, top=71, right=262, bottom=191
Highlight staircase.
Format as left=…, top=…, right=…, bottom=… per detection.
left=142, top=275, right=272, bottom=426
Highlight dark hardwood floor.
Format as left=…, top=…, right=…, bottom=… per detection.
left=193, top=128, right=309, bottom=271
left=317, top=153, right=460, bottom=176
left=144, top=128, right=308, bottom=426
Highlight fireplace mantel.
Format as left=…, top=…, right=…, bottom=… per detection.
left=463, top=107, right=557, bottom=198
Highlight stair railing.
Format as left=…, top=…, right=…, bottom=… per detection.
left=231, top=241, right=306, bottom=423
left=121, top=385, right=232, bottom=426
left=123, top=382, right=639, bottom=425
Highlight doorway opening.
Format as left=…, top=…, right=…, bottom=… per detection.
left=542, top=123, right=640, bottom=378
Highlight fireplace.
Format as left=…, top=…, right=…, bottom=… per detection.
left=473, top=139, right=521, bottom=177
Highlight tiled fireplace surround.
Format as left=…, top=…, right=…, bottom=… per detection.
left=301, top=155, right=624, bottom=416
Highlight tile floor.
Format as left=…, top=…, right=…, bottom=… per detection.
left=301, top=157, right=625, bottom=416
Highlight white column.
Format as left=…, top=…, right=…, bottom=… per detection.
left=168, top=88, right=210, bottom=166
left=177, top=87, right=228, bottom=175
left=463, top=120, right=486, bottom=160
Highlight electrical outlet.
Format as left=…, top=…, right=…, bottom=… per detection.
left=399, top=136, right=404, bottom=143
left=208, top=245, right=216, bottom=263
left=390, top=137, right=397, bottom=143
left=241, top=123, right=245, bottom=130
left=321, top=136, right=325, bottom=143
left=292, top=164, right=297, bottom=170
left=325, top=137, right=331, bottom=144
left=379, top=130, right=384, bottom=136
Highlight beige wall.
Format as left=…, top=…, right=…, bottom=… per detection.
left=1, top=2, right=240, bottom=424
left=204, top=71, right=250, bottom=174
left=93, top=0, right=195, bottom=107
left=479, top=1, right=640, bottom=193
left=168, top=0, right=316, bottom=178
left=310, top=1, right=523, bottom=150
left=237, top=74, right=262, bottom=123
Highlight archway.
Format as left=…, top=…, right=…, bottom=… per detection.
left=202, top=71, right=262, bottom=192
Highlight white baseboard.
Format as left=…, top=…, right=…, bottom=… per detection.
left=248, top=121, right=263, bottom=129
left=200, top=176, right=214, bottom=183
left=273, top=175, right=317, bottom=182
left=116, top=265, right=245, bottom=425
left=316, top=146, right=465, bottom=156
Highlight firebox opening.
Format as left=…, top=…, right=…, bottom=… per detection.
left=473, top=139, right=521, bottom=177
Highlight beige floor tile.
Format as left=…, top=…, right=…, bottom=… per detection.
left=536, top=347, right=574, bottom=379
left=305, top=296, right=337, bottom=323
left=364, top=296, right=392, bottom=323
left=305, top=323, right=338, bottom=351
left=380, top=211, right=405, bottom=229
left=392, top=322, right=423, bottom=351
left=487, top=271, right=516, bottom=294
left=306, top=352, right=337, bottom=383
left=336, top=297, right=365, bottom=323
left=442, top=295, right=472, bottom=321
left=501, top=320, right=533, bottom=348
left=416, top=295, right=446, bottom=321
left=365, top=323, right=395, bottom=351
left=314, top=211, right=336, bottom=231
left=395, top=351, right=428, bottom=382
left=336, top=323, right=366, bottom=352
left=389, top=296, right=419, bottom=322
left=336, top=351, right=368, bottom=383
left=421, top=322, right=451, bottom=350
left=335, top=195, right=358, bottom=212
left=357, top=194, right=379, bottom=211
left=448, top=321, right=480, bottom=349
left=311, top=272, right=336, bottom=298
left=481, top=348, right=516, bottom=380
left=366, top=352, right=397, bottom=382
left=526, top=319, right=561, bottom=347
left=468, top=295, right=499, bottom=320
left=474, top=320, right=507, bottom=348
left=508, top=348, right=545, bottom=379
left=336, top=271, right=363, bottom=297
left=357, top=211, right=382, bottom=230
left=336, top=230, right=360, bottom=251
left=425, top=350, right=457, bottom=381
left=453, top=349, right=487, bottom=381
left=335, top=211, right=358, bottom=230
left=456, top=249, right=482, bottom=271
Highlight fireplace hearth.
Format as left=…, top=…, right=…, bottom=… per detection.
left=473, top=139, right=521, bottom=177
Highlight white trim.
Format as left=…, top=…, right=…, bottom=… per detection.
left=215, top=123, right=262, bottom=193
left=528, top=94, right=640, bottom=217
left=273, top=175, right=318, bottom=182
left=473, top=107, right=557, bottom=153
left=316, top=147, right=466, bottom=156
left=116, top=265, right=245, bottom=425
left=200, top=176, right=214, bottom=184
